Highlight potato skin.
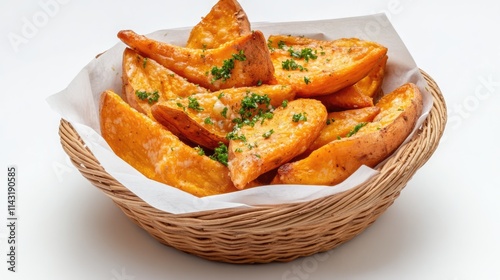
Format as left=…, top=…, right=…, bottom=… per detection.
left=99, top=90, right=237, bottom=197
left=272, top=83, right=423, bottom=186
left=228, top=98, right=327, bottom=189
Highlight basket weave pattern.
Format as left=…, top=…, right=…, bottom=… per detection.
left=59, top=70, right=446, bottom=263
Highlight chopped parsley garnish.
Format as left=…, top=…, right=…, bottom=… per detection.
left=277, top=40, right=286, bottom=50
left=204, top=117, right=214, bottom=125
left=233, top=92, right=272, bottom=126
left=232, top=49, right=246, bottom=61
left=136, top=90, right=159, bottom=104
left=176, top=102, right=185, bottom=110
left=326, top=118, right=335, bottom=125
left=194, top=146, right=205, bottom=156
left=211, top=50, right=246, bottom=82
left=187, top=96, right=203, bottom=111
left=346, top=122, right=367, bottom=137
left=288, top=47, right=318, bottom=62
left=282, top=100, right=289, bottom=108
left=226, top=130, right=247, bottom=142
left=209, top=142, right=229, bottom=166
left=142, top=58, right=148, bottom=68
left=221, top=107, right=228, bottom=118
left=292, top=112, right=307, bottom=122
left=262, top=129, right=274, bottom=139
left=282, top=59, right=306, bottom=71
left=304, top=76, right=311, bottom=84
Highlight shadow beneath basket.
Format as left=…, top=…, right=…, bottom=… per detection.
left=63, top=182, right=431, bottom=280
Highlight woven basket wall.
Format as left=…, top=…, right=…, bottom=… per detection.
left=59, top=70, right=447, bottom=264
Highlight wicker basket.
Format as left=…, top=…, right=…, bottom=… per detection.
left=59, top=70, right=446, bottom=264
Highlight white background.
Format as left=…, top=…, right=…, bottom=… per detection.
left=1, top=0, right=499, bottom=279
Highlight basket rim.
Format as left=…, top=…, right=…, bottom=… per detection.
left=59, top=69, right=447, bottom=218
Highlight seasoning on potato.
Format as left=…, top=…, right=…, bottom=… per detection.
left=97, top=0, right=424, bottom=196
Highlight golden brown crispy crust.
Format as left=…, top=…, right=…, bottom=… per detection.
left=186, top=0, right=251, bottom=49
left=118, top=30, right=275, bottom=91
left=272, top=83, right=423, bottom=186
left=228, top=98, right=327, bottom=189
left=100, top=90, right=238, bottom=196
left=268, top=35, right=388, bottom=97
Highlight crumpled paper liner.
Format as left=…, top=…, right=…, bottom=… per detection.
left=47, top=13, right=433, bottom=214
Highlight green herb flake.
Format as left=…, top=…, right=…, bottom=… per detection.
left=221, top=107, right=228, bottom=118
left=326, top=118, right=335, bottom=125
left=346, top=122, right=368, bottom=137
left=282, top=59, right=305, bottom=71
left=304, top=76, right=311, bottom=84
left=288, top=47, right=318, bottom=62
left=282, top=100, right=289, bottom=108
left=194, top=146, right=205, bottom=156
left=262, top=129, right=274, bottom=139
left=135, top=90, right=160, bottom=104
left=204, top=117, right=214, bottom=125
left=292, top=112, right=307, bottom=122
left=187, top=96, right=204, bottom=111
left=210, top=50, right=247, bottom=82
left=226, top=131, right=247, bottom=142
left=209, top=142, right=228, bottom=166
left=277, top=40, right=286, bottom=50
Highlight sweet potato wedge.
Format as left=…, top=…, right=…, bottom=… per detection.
left=228, top=98, right=327, bottom=189
left=267, top=35, right=387, bottom=97
left=151, top=84, right=296, bottom=149
left=315, top=86, right=374, bottom=111
left=118, top=30, right=274, bottom=91
left=313, top=55, right=387, bottom=111
left=186, top=0, right=251, bottom=49
left=272, top=83, right=423, bottom=186
left=122, top=47, right=209, bottom=118
left=99, top=90, right=237, bottom=197
left=314, top=55, right=387, bottom=110
left=302, top=106, right=381, bottom=157
left=354, top=54, right=387, bottom=99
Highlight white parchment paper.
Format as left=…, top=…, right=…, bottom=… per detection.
left=47, top=14, right=433, bottom=214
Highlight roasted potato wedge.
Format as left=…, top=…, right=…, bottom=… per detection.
left=186, top=0, right=251, bottom=49
left=228, top=98, right=327, bottom=189
left=315, top=85, right=374, bottom=111
left=272, top=83, right=423, bottom=186
left=267, top=35, right=387, bottom=97
left=99, top=90, right=238, bottom=196
left=314, top=55, right=387, bottom=110
left=354, top=54, right=387, bottom=99
left=118, top=30, right=274, bottom=91
left=302, top=106, right=381, bottom=157
left=151, top=84, right=296, bottom=149
left=122, top=47, right=209, bottom=118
